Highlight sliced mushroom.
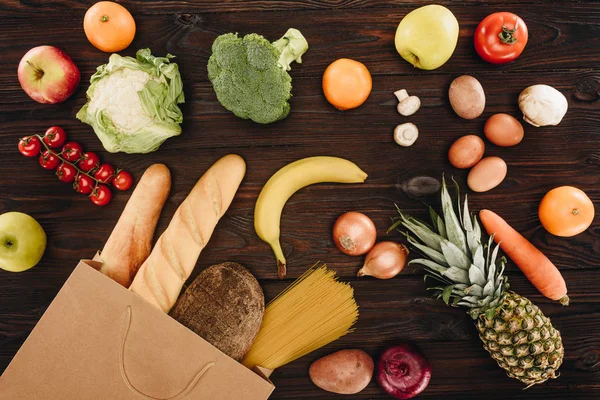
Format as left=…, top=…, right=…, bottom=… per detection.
left=394, top=123, right=419, bottom=147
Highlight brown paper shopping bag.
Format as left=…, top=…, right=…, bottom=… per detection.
left=0, top=261, right=274, bottom=399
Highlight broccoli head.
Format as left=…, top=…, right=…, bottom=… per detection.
left=207, top=29, right=309, bottom=124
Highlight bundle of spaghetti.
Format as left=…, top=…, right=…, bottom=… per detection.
left=242, top=264, right=358, bottom=370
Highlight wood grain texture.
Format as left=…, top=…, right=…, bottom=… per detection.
left=1, top=1, right=599, bottom=399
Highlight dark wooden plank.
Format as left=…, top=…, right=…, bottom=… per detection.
left=1, top=1, right=599, bottom=399
left=0, top=67, right=598, bottom=278
left=0, top=0, right=589, bottom=15
left=0, top=5, right=600, bottom=75
left=2, top=273, right=599, bottom=399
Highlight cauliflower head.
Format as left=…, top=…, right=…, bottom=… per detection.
left=77, top=49, right=184, bottom=154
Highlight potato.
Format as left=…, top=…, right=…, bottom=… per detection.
left=449, top=75, right=485, bottom=119
left=309, top=349, right=374, bottom=394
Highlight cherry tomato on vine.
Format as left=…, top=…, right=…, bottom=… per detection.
left=78, top=151, right=101, bottom=173
left=56, top=163, right=77, bottom=183
left=18, top=136, right=42, bottom=157
left=112, top=170, right=133, bottom=191
left=74, top=174, right=95, bottom=194
left=43, top=126, right=67, bottom=149
left=474, top=12, right=528, bottom=64
left=39, top=150, right=60, bottom=170
left=62, top=141, right=84, bottom=162
left=94, top=163, right=115, bottom=184
left=90, top=184, right=112, bottom=206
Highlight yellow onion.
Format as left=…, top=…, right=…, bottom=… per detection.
left=333, top=212, right=377, bottom=256
left=358, top=241, right=408, bottom=279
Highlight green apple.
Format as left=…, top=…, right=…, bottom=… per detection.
left=395, top=5, right=459, bottom=70
left=0, top=212, right=46, bottom=272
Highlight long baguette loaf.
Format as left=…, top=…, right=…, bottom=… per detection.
left=129, top=154, right=246, bottom=312
left=99, top=164, right=171, bottom=287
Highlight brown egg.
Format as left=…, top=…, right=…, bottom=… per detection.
left=484, top=114, right=524, bottom=147
left=448, top=135, right=485, bottom=169
left=449, top=75, right=486, bottom=119
left=468, top=157, right=507, bottom=193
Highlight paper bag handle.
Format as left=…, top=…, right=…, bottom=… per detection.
left=120, top=306, right=216, bottom=400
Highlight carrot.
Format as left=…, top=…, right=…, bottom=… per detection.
left=479, top=209, right=569, bottom=306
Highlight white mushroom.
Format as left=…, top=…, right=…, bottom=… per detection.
left=394, top=123, right=419, bottom=147
left=394, top=89, right=409, bottom=102
left=397, top=96, right=421, bottom=116
left=518, top=84, right=568, bottom=127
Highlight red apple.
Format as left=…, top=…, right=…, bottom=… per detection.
left=17, top=45, right=80, bottom=104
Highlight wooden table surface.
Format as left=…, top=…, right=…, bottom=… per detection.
left=1, top=1, right=599, bottom=399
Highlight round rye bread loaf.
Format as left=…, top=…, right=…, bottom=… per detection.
left=169, top=262, right=264, bottom=361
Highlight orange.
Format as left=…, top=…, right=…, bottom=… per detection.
left=322, top=58, right=372, bottom=110
left=539, top=186, right=595, bottom=237
left=84, top=1, right=136, bottom=53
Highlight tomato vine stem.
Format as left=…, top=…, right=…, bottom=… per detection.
left=35, top=134, right=102, bottom=187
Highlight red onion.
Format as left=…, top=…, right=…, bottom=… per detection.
left=376, top=343, right=431, bottom=399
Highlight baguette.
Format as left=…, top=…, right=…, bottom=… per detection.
left=99, top=164, right=171, bottom=287
left=129, top=154, right=246, bottom=312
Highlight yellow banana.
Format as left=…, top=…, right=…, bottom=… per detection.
left=254, top=156, right=368, bottom=279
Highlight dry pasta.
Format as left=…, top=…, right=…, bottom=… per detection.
left=242, top=264, right=358, bottom=370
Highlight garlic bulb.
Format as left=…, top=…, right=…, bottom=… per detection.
left=518, top=84, right=568, bottom=127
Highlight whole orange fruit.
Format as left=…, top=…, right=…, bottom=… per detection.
left=322, top=59, right=372, bottom=111
left=84, top=1, right=136, bottom=53
left=539, top=186, right=595, bottom=237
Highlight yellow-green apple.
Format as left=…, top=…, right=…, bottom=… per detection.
left=18, top=45, right=80, bottom=104
left=395, top=5, right=459, bottom=70
left=0, top=212, right=46, bottom=273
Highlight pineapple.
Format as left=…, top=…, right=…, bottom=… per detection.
left=391, top=178, right=563, bottom=386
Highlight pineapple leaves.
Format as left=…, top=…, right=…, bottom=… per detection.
left=391, top=176, right=510, bottom=320
left=469, top=263, right=487, bottom=286
left=442, top=285, right=454, bottom=304
left=440, top=240, right=470, bottom=270
left=489, top=241, right=500, bottom=273
left=409, top=258, right=446, bottom=274
left=437, top=216, right=447, bottom=239
left=429, top=206, right=447, bottom=238
left=387, top=217, right=403, bottom=234
left=452, top=176, right=463, bottom=224
left=487, top=254, right=497, bottom=283
left=464, top=198, right=481, bottom=256
left=429, top=207, right=439, bottom=231
left=407, top=235, right=448, bottom=266
left=465, top=284, right=483, bottom=297
left=483, top=279, right=495, bottom=297
left=473, top=245, right=486, bottom=271
left=473, top=215, right=482, bottom=244
left=441, top=178, right=468, bottom=255
left=463, top=195, right=472, bottom=232
left=401, top=215, right=444, bottom=252
left=444, top=267, right=470, bottom=282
